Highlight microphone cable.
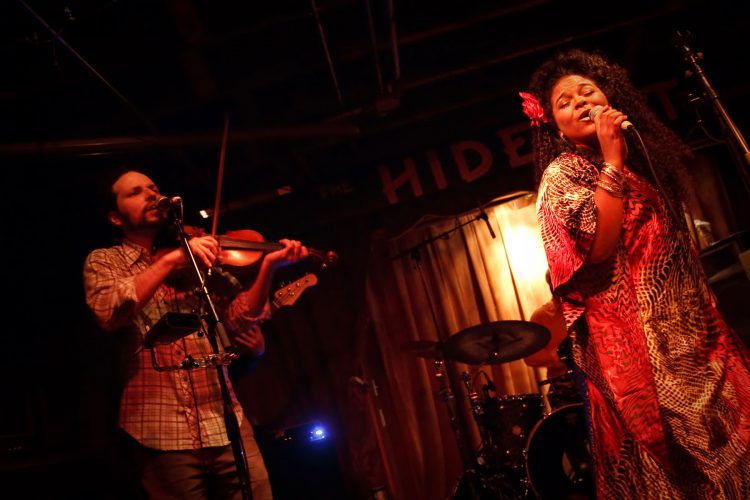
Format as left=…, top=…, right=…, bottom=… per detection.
left=629, top=127, right=683, bottom=226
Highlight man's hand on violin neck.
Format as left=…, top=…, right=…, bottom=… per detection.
left=265, top=239, right=309, bottom=270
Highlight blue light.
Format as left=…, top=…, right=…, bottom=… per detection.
left=309, top=425, right=327, bottom=442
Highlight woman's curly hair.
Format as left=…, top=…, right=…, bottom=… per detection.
left=526, top=48, right=692, bottom=211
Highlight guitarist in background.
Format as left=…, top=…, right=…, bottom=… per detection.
left=228, top=273, right=318, bottom=381
left=227, top=325, right=267, bottom=378
left=83, top=168, right=307, bottom=500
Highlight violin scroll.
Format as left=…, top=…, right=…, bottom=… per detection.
left=311, top=249, right=339, bottom=269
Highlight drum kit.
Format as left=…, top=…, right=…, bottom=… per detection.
left=402, top=321, right=595, bottom=499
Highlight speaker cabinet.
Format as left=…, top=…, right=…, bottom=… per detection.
left=700, top=231, right=750, bottom=347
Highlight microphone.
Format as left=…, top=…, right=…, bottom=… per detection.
left=478, top=210, right=496, bottom=239
left=589, top=105, right=633, bottom=131
left=155, top=196, right=183, bottom=209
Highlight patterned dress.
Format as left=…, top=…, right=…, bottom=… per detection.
left=536, top=152, right=750, bottom=499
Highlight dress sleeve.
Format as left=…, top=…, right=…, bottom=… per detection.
left=536, top=154, right=599, bottom=291
left=83, top=249, right=139, bottom=332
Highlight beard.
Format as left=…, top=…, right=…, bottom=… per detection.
left=120, top=207, right=167, bottom=232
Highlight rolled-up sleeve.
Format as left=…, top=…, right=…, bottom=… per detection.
left=83, top=249, right=139, bottom=331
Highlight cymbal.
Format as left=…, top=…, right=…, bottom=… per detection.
left=400, top=340, right=444, bottom=360
left=443, top=320, right=551, bottom=365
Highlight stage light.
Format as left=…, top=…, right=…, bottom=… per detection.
left=309, top=425, right=327, bottom=442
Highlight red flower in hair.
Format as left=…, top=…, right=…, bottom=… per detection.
left=519, top=92, right=548, bottom=127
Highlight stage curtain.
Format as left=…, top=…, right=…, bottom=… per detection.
left=364, top=193, right=553, bottom=499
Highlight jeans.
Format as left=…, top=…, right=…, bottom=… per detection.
left=129, top=416, right=273, bottom=500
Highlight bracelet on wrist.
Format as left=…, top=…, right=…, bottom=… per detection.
left=600, top=162, right=625, bottom=183
left=596, top=178, right=627, bottom=198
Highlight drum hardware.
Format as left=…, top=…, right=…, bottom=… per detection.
left=430, top=361, right=524, bottom=499
left=537, top=370, right=574, bottom=387
left=427, top=357, right=480, bottom=490
left=461, top=371, right=488, bottom=444
left=399, top=343, right=477, bottom=467
left=402, top=348, right=541, bottom=498
left=401, top=321, right=554, bottom=499
left=449, top=466, right=528, bottom=500
left=455, top=370, right=528, bottom=498
left=393, top=224, right=554, bottom=499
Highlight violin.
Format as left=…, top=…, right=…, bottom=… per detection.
left=159, top=225, right=336, bottom=300
left=161, top=113, right=338, bottom=294
left=183, top=225, right=338, bottom=272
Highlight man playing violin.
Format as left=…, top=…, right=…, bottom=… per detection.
left=83, top=169, right=307, bottom=499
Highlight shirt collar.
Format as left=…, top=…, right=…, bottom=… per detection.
left=121, top=238, right=150, bottom=266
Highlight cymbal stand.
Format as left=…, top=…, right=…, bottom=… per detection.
left=413, top=249, right=478, bottom=468
left=461, top=371, right=489, bottom=448
left=432, top=359, right=475, bottom=468
left=392, top=235, right=482, bottom=498
left=461, top=371, right=500, bottom=470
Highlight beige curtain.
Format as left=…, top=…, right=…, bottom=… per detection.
left=365, top=192, right=554, bottom=499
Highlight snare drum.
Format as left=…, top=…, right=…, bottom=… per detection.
left=524, top=403, right=595, bottom=499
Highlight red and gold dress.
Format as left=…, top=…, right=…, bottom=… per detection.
left=537, top=152, right=750, bottom=499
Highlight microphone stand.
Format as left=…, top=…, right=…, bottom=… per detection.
left=676, top=31, right=750, bottom=191
left=169, top=204, right=252, bottom=500
left=389, top=211, right=492, bottom=261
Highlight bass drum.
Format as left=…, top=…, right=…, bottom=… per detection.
left=524, top=403, right=595, bottom=499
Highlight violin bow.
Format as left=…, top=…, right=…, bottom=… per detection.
left=211, top=112, right=230, bottom=238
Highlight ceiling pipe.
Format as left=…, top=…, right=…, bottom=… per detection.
left=337, top=1, right=552, bottom=65
left=385, top=0, right=400, bottom=85
left=399, top=7, right=680, bottom=91
left=324, top=6, right=681, bottom=124
left=0, top=124, right=360, bottom=156
left=16, top=0, right=159, bottom=135
left=205, top=0, right=349, bottom=47
left=311, top=0, right=344, bottom=106
left=207, top=3, right=554, bottom=98
left=363, top=0, right=385, bottom=94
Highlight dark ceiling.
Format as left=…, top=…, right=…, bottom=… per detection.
left=3, top=0, right=750, bottom=233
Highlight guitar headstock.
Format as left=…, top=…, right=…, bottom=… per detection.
left=273, top=273, right=319, bottom=308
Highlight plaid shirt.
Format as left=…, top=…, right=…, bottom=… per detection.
left=84, top=239, right=267, bottom=450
